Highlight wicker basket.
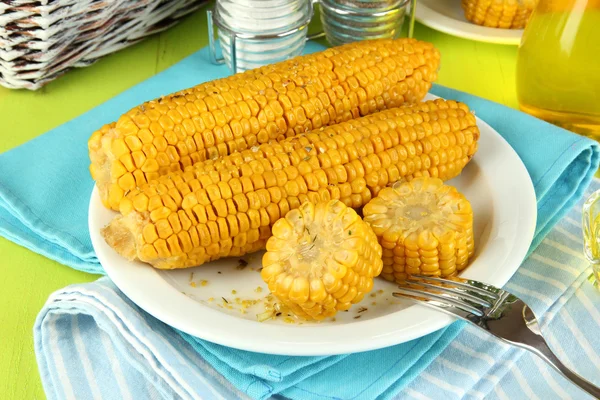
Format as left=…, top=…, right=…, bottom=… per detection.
left=0, top=0, right=206, bottom=90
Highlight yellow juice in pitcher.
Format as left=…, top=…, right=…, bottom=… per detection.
left=516, top=1, right=600, bottom=138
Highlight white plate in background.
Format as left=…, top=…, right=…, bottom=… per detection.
left=415, top=0, right=523, bottom=45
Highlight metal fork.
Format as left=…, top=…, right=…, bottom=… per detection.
left=393, top=275, right=600, bottom=398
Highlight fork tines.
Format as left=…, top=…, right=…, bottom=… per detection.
left=410, top=275, right=500, bottom=299
left=393, top=275, right=500, bottom=317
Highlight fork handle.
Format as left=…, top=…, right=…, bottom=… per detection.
left=513, top=334, right=600, bottom=398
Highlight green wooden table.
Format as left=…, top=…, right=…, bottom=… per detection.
left=0, top=7, right=519, bottom=399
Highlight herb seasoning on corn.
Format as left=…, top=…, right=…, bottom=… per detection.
left=89, top=38, right=441, bottom=210
left=261, top=200, right=383, bottom=320
left=363, top=177, right=474, bottom=282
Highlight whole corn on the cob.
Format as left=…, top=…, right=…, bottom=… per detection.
left=461, top=0, right=537, bottom=29
left=89, top=38, right=441, bottom=211
left=261, top=200, right=382, bottom=320
left=362, top=177, right=474, bottom=283
left=101, top=99, right=479, bottom=270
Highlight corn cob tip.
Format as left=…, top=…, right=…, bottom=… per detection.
left=261, top=200, right=382, bottom=321
left=101, top=214, right=140, bottom=263
left=101, top=212, right=188, bottom=270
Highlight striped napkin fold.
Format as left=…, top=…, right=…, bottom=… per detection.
left=404, top=183, right=600, bottom=400
left=34, top=180, right=600, bottom=400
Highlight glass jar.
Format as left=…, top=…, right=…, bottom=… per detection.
left=212, top=0, right=312, bottom=72
left=319, top=0, right=410, bottom=46
left=516, top=0, right=600, bottom=139
left=583, top=188, right=600, bottom=286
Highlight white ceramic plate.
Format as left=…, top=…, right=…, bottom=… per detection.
left=415, top=0, right=523, bottom=45
left=89, top=94, right=537, bottom=356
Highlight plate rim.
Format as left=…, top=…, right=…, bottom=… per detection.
left=414, top=0, right=523, bottom=45
left=89, top=96, right=537, bottom=356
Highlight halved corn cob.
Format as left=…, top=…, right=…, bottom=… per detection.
left=362, top=177, right=474, bottom=283
left=89, top=38, right=441, bottom=211
left=101, top=99, right=479, bottom=270
left=261, top=200, right=382, bottom=320
left=461, top=0, right=537, bottom=29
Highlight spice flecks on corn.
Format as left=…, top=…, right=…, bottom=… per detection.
left=461, top=0, right=537, bottom=29
left=261, top=200, right=383, bottom=320
left=362, top=177, right=474, bottom=283
left=101, top=100, right=479, bottom=270
left=89, top=38, right=441, bottom=210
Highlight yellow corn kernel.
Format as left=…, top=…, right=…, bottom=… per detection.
left=149, top=206, right=171, bottom=222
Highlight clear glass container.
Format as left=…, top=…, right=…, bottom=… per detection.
left=319, top=0, right=410, bottom=46
left=516, top=0, right=600, bottom=139
left=583, top=189, right=600, bottom=287
left=214, top=0, right=312, bottom=72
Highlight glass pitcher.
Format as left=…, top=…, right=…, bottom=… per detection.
left=583, top=189, right=600, bottom=286
left=516, top=0, right=600, bottom=139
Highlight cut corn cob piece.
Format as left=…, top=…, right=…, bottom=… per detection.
left=261, top=200, right=382, bottom=320
left=89, top=38, right=441, bottom=210
left=461, top=0, right=537, bottom=29
left=101, top=99, right=479, bottom=270
left=362, top=177, right=474, bottom=283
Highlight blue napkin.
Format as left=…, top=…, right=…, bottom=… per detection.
left=34, top=183, right=600, bottom=400
left=0, top=41, right=597, bottom=399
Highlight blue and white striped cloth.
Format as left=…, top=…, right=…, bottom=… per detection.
left=35, top=181, right=600, bottom=400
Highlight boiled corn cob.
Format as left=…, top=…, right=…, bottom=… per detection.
left=461, top=0, right=537, bottom=29
left=362, top=177, right=474, bottom=283
left=89, top=38, right=441, bottom=211
left=261, top=200, right=382, bottom=320
left=101, top=99, right=479, bottom=270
